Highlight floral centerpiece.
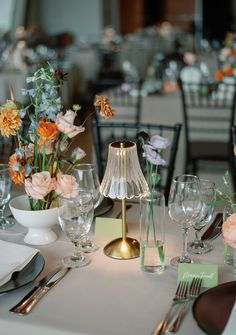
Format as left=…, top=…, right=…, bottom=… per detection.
left=215, top=32, right=236, bottom=82
left=138, top=131, right=170, bottom=272
left=0, top=64, right=114, bottom=212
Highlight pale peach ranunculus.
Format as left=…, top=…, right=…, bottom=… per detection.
left=25, top=171, right=55, bottom=200
left=55, top=173, right=79, bottom=198
left=39, top=140, right=53, bottom=155
left=56, top=110, right=85, bottom=138
left=222, top=213, right=236, bottom=248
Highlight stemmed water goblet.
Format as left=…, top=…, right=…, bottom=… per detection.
left=73, top=164, right=102, bottom=252
left=168, top=174, right=202, bottom=267
left=0, top=164, right=13, bottom=229
left=58, top=189, right=94, bottom=268
left=188, top=179, right=216, bottom=254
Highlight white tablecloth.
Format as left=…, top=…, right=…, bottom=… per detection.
left=0, top=202, right=233, bottom=335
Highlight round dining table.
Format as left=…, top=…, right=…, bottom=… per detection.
left=0, top=200, right=233, bottom=335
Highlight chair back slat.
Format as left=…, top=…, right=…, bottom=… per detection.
left=179, top=78, right=236, bottom=186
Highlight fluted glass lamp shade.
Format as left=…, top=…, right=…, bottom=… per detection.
left=100, top=141, right=148, bottom=199
left=100, top=141, right=148, bottom=260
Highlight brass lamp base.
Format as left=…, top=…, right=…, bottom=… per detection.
left=104, top=237, right=140, bottom=259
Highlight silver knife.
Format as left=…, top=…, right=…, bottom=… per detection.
left=201, top=212, right=223, bottom=241
left=10, top=266, right=70, bottom=315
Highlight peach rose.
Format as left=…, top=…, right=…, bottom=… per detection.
left=222, top=213, right=236, bottom=248
left=25, top=171, right=55, bottom=200
left=56, top=110, right=85, bottom=138
left=55, top=173, right=79, bottom=198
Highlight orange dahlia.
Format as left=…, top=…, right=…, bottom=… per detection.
left=0, top=104, right=22, bottom=137
left=8, top=154, right=25, bottom=185
left=37, top=120, right=58, bottom=145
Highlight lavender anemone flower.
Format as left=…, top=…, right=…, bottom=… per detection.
left=143, top=145, right=166, bottom=166
left=148, top=134, right=170, bottom=150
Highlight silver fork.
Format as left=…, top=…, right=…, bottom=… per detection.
left=150, top=280, right=189, bottom=335
left=166, top=277, right=202, bottom=333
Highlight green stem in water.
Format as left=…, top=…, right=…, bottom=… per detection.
left=141, top=192, right=165, bottom=268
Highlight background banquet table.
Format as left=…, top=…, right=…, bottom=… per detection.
left=0, top=66, right=86, bottom=107
left=0, top=201, right=233, bottom=335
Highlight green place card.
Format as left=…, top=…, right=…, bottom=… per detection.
left=178, top=264, right=218, bottom=288
left=95, top=217, right=122, bottom=238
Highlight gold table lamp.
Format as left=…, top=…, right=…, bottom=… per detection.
left=100, top=141, right=148, bottom=259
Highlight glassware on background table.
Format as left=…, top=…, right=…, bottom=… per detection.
left=188, top=179, right=216, bottom=254
left=140, top=190, right=165, bottom=273
left=0, top=164, right=13, bottom=229
left=58, top=190, right=94, bottom=268
left=73, top=164, right=102, bottom=253
left=168, top=174, right=202, bottom=267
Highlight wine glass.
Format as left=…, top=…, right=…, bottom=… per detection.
left=0, top=164, right=13, bottom=229
left=188, top=179, right=216, bottom=254
left=73, top=164, right=102, bottom=252
left=58, top=190, right=94, bottom=268
left=168, top=174, right=202, bottom=267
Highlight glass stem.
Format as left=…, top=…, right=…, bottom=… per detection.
left=194, top=227, right=205, bottom=248
left=195, top=230, right=201, bottom=242
left=182, top=228, right=189, bottom=259
left=0, top=206, right=5, bottom=220
left=72, top=241, right=83, bottom=260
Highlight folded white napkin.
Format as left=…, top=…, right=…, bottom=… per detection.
left=0, top=240, right=39, bottom=287
left=222, top=300, right=236, bottom=335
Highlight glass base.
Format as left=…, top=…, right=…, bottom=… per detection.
left=188, top=240, right=213, bottom=255
left=141, top=265, right=165, bottom=274
left=170, top=255, right=198, bottom=268
left=80, top=239, right=99, bottom=253
left=0, top=217, right=15, bottom=230
left=62, top=253, right=91, bottom=268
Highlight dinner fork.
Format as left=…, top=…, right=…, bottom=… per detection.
left=166, top=277, right=202, bottom=333
left=150, top=280, right=188, bottom=335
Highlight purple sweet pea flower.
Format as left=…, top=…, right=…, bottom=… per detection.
left=148, top=135, right=170, bottom=150
left=143, top=145, right=166, bottom=166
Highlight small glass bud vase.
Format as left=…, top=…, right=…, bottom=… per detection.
left=140, top=191, right=165, bottom=273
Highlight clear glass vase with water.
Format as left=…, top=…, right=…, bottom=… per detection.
left=140, top=191, right=165, bottom=273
